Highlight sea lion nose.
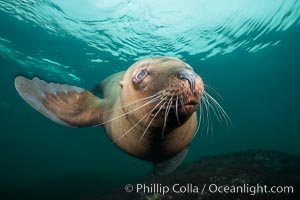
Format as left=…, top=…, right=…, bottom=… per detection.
left=178, top=69, right=196, bottom=93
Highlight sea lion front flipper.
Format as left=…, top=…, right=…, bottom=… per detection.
left=15, top=76, right=106, bottom=127
left=154, top=147, right=189, bottom=176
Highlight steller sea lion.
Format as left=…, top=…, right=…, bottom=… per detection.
left=14, top=56, right=211, bottom=175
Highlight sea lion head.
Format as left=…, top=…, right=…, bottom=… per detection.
left=120, top=57, right=204, bottom=131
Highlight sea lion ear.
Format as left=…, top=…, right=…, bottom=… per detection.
left=14, top=76, right=105, bottom=127
left=119, top=80, right=124, bottom=87
left=154, top=147, right=189, bottom=176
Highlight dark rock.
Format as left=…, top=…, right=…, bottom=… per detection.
left=103, top=150, right=300, bottom=200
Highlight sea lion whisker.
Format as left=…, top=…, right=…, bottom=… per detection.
left=94, top=95, right=162, bottom=126
left=112, top=97, right=167, bottom=143
left=175, top=96, right=180, bottom=125
left=202, top=93, right=224, bottom=127
left=207, top=97, right=215, bottom=142
left=203, top=92, right=225, bottom=123
left=197, top=98, right=206, bottom=140
left=99, top=92, right=163, bottom=114
left=201, top=94, right=212, bottom=142
left=139, top=101, right=167, bottom=143
left=142, top=95, right=169, bottom=129
left=179, top=96, right=187, bottom=114
left=204, top=91, right=232, bottom=131
left=162, top=92, right=175, bottom=139
left=192, top=101, right=203, bottom=140
left=180, top=97, right=184, bottom=107
left=204, top=84, right=224, bottom=100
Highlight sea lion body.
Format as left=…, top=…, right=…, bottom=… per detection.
left=15, top=57, right=204, bottom=174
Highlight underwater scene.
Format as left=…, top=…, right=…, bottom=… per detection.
left=0, top=0, right=300, bottom=199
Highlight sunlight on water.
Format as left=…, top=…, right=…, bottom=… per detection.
left=0, top=0, right=299, bottom=82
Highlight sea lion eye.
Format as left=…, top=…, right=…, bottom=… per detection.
left=133, top=69, right=148, bottom=83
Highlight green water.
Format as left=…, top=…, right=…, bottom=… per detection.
left=0, top=0, right=299, bottom=198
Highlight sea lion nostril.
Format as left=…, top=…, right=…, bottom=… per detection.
left=178, top=69, right=196, bottom=93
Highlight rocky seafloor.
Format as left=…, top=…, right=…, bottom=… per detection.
left=1, top=150, right=299, bottom=200
left=103, top=150, right=299, bottom=200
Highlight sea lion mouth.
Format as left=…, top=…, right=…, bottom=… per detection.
left=151, top=99, right=199, bottom=115
left=148, top=97, right=199, bottom=130
left=178, top=101, right=199, bottom=111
